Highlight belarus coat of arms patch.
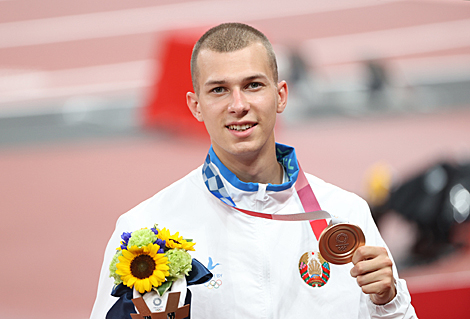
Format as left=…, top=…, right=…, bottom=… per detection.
left=298, top=251, right=330, bottom=287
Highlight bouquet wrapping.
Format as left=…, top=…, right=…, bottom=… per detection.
left=132, top=277, right=187, bottom=313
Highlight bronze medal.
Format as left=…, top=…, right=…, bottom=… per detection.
left=318, top=223, right=365, bottom=264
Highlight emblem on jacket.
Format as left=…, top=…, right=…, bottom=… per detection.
left=205, top=257, right=223, bottom=289
left=298, top=251, right=330, bottom=287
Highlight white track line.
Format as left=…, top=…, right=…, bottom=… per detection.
left=0, top=0, right=399, bottom=48
left=302, top=19, right=470, bottom=67
left=0, top=60, right=154, bottom=105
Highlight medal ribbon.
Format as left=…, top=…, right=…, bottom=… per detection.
left=202, top=145, right=329, bottom=240
left=231, top=165, right=328, bottom=240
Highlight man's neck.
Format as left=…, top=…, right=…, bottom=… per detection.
left=230, top=156, right=283, bottom=185
left=213, top=144, right=283, bottom=185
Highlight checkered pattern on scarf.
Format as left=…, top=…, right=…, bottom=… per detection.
left=202, top=154, right=236, bottom=207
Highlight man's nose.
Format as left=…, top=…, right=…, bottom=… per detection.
left=228, top=89, right=250, bottom=114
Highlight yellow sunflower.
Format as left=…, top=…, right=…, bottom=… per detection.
left=157, top=228, right=196, bottom=251
left=180, top=239, right=196, bottom=251
left=115, top=243, right=170, bottom=293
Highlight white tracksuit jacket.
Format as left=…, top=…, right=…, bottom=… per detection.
left=90, top=145, right=417, bottom=318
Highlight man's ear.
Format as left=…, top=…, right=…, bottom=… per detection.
left=276, top=80, right=288, bottom=114
left=186, top=92, right=203, bottom=122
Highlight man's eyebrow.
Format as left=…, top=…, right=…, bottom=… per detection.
left=204, top=79, right=226, bottom=87
left=244, top=74, right=269, bottom=82
left=204, top=74, right=269, bottom=87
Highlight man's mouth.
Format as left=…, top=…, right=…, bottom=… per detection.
left=227, top=123, right=256, bottom=132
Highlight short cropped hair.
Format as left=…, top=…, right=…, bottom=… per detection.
left=190, top=22, right=278, bottom=94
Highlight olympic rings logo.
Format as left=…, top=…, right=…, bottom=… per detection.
left=205, top=279, right=222, bottom=289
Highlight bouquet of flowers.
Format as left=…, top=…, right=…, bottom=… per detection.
left=109, top=224, right=196, bottom=297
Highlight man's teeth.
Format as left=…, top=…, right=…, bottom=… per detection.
left=228, top=124, right=254, bottom=131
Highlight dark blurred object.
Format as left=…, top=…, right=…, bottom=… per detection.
left=371, top=160, right=470, bottom=266
left=288, top=50, right=310, bottom=85
left=366, top=59, right=388, bottom=93
left=364, top=59, right=391, bottom=110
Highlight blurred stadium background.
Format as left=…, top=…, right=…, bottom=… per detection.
left=1, top=0, right=469, bottom=318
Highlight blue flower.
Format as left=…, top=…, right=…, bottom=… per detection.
left=120, top=231, right=132, bottom=250
left=154, top=238, right=166, bottom=253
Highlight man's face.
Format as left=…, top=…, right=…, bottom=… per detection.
left=187, top=42, right=287, bottom=165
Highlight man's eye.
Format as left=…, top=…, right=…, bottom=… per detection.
left=248, top=82, right=262, bottom=89
left=211, top=87, right=225, bottom=94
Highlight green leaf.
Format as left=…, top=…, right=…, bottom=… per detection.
left=156, top=281, right=173, bottom=296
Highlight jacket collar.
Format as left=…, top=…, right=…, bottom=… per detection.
left=202, top=143, right=299, bottom=211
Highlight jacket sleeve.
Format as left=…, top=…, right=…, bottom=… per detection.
left=89, top=214, right=128, bottom=318
left=366, top=279, right=418, bottom=318
left=89, top=205, right=146, bottom=319
left=357, top=197, right=418, bottom=319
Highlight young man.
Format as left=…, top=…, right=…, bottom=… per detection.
left=91, top=23, right=416, bottom=318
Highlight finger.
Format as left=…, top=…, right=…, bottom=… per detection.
left=350, top=253, right=392, bottom=277
left=356, top=273, right=396, bottom=305
left=359, top=278, right=394, bottom=295
left=352, top=246, right=387, bottom=265
left=355, top=267, right=394, bottom=289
